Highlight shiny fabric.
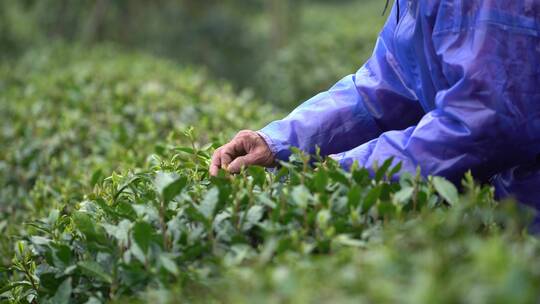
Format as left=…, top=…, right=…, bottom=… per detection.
left=259, top=0, right=540, bottom=209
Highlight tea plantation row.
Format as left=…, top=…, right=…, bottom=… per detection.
left=1, top=46, right=540, bottom=303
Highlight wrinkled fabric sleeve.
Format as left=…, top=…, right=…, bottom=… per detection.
left=335, top=20, right=540, bottom=183
left=258, top=9, right=423, bottom=161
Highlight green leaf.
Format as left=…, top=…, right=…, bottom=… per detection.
left=77, top=261, right=113, bottom=284
left=154, top=171, right=177, bottom=196
left=91, top=168, right=103, bottom=187
left=352, top=168, right=370, bottom=185
left=316, top=209, right=331, bottom=229
left=159, top=254, right=179, bottom=276
left=347, top=185, right=362, bottom=208
left=0, top=281, right=33, bottom=294
left=394, top=187, right=414, bottom=204
left=312, top=169, right=328, bottom=191
left=432, top=176, right=459, bottom=206
left=375, top=158, right=394, bottom=182
left=291, top=185, right=311, bottom=209
left=198, top=187, right=219, bottom=219
left=362, top=185, right=381, bottom=213
left=50, top=278, right=72, bottom=304
left=328, top=171, right=350, bottom=186
left=102, top=219, right=131, bottom=247
left=162, top=176, right=188, bottom=203
left=72, top=212, right=107, bottom=245
left=132, top=221, right=155, bottom=254
left=243, top=205, right=264, bottom=231
left=51, top=244, right=73, bottom=267
left=388, top=161, right=403, bottom=178
left=174, top=147, right=196, bottom=155
left=248, top=166, right=267, bottom=188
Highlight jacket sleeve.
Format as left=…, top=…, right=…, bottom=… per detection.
left=258, top=6, right=423, bottom=161
left=334, top=19, right=540, bottom=183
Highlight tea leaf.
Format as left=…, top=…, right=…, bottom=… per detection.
left=432, top=177, right=459, bottom=206
left=198, top=187, right=219, bottom=219
left=159, top=254, right=179, bottom=276
left=50, top=278, right=72, bottom=304
left=162, top=176, right=188, bottom=203
left=77, top=261, right=112, bottom=284
left=132, top=221, right=155, bottom=254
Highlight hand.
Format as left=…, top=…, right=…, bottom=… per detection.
left=210, top=130, right=275, bottom=176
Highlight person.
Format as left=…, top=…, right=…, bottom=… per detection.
left=210, top=0, right=540, bottom=210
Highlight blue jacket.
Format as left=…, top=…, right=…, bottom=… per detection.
left=259, top=0, right=540, bottom=209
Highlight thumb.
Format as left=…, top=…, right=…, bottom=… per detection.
left=227, top=154, right=258, bottom=174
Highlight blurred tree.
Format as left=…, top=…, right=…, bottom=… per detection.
left=267, top=0, right=303, bottom=49
left=0, top=0, right=382, bottom=109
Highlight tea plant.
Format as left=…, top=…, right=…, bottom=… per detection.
left=5, top=142, right=538, bottom=303
left=0, top=45, right=279, bottom=269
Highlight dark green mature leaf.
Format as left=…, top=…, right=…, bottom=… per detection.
left=77, top=261, right=112, bottom=284
left=329, top=170, right=350, bottom=186
left=432, top=176, right=459, bottom=206
left=347, top=185, right=362, bottom=209
left=362, top=185, right=381, bottom=213
left=72, top=212, right=107, bottom=245
left=162, top=176, right=188, bottom=203
left=243, top=205, right=265, bottom=231
left=198, top=187, right=219, bottom=219
left=352, top=168, right=370, bottom=185
left=388, top=161, right=403, bottom=178
left=50, top=278, right=72, bottom=304
left=91, top=169, right=104, bottom=187
left=132, top=221, right=155, bottom=254
left=312, top=169, right=329, bottom=191
left=375, top=158, right=394, bottom=182
left=248, top=166, right=267, bottom=188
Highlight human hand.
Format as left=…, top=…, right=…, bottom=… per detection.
left=210, top=130, right=275, bottom=176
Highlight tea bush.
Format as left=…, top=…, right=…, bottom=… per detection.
left=0, top=44, right=278, bottom=275
left=2, top=46, right=540, bottom=303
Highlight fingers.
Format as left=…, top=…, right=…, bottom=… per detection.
left=220, top=141, right=243, bottom=170
left=209, top=130, right=269, bottom=176
left=209, top=134, right=247, bottom=176
left=227, top=154, right=258, bottom=174
left=210, top=148, right=222, bottom=176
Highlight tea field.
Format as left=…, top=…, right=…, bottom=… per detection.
left=1, top=46, right=540, bottom=304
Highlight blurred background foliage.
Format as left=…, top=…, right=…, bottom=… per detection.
left=0, top=0, right=385, bottom=109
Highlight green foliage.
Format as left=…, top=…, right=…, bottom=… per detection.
left=5, top=145, right=540, bottom=303
left=0, top=45, right=278, bottom=270
left=0, top=0, right=385, bottom=109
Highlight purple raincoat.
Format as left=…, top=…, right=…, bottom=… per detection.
left=259, top=0, right=540, bottom=209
